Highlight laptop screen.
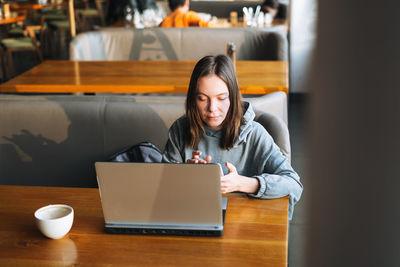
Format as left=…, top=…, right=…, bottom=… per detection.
left=95, top=162, right=224, bottom=234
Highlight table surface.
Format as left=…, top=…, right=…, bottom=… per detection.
left=0, top=60, right=288, bottom=94
left=0, top=12, right=26, bottom=25
left=109, top=17, right=286, bottom=28
left=11, top=3, right=46, bottom=11
left=212, top=18, right=287, bottom=28
left=11, top=1, right=66, bottom=11
left=0, top=185, right=289, bottom=266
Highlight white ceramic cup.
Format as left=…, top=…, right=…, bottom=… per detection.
left=34, top=204, right=74, bottom=239
left=264, top=13, right=273, bottom=26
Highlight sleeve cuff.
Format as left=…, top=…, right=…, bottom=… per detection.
left=248, top=176, right=267, bottom=198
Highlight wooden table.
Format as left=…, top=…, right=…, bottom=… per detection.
left=0, top=60, right=289, bottom=94
left=0, top=185, right=289, bottom=266
left=11, top=3, right=47, bottom=11
left=10, top=1, right=67, bottom=11
left=110, top=18, right=287, bottom=29
left=0, top=12, right=26, bottom=25
left=212, top=18, right=288, bottom=28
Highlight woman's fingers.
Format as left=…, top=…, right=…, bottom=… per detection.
left=225, top=162, right=237, bottom=173
left=188, top=150, right=212, bottom=164
left=186, top=158, right=208, bottom=164
left=220, top=176, right=233, bottom=193
left=192, top=150, right=202, bottom=159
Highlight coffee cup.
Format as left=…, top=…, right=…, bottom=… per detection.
left=34, top=204, right=74, bottom=239
left=264, top=13, right=273, bottom=26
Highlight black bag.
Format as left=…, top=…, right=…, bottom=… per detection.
left=109, top=142, right=162, bottom=163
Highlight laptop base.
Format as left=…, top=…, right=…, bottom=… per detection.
left=105, top=204, right=227, bottom=237
left=105, top=227, right=223, bottom=237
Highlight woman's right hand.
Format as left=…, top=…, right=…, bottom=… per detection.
left=186, top=150, right=212, bottom=164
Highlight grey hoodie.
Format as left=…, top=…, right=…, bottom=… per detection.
left=162, top=102, right=303, bottom=219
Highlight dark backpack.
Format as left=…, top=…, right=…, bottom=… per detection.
left=109, top=142, right=162, bottom=163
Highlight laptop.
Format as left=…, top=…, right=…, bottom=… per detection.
left=95, top=162, right=227, bottom=236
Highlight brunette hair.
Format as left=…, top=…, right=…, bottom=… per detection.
left=168, top=0, right=186, bottom=11
left=262, top=0, right=279, bottom=9
left=185, top=55, right=243, bottom=150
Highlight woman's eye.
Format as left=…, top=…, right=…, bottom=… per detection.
left=218, top=97, right=228, bottom=101
left=197, top=96, right=207, bottom=101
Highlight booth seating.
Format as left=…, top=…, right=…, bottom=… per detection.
left=69, top=26, right=288, bottom=61
left=68, top=27, right=289, bottom=127
left=0, top=94, right=290, bottom=188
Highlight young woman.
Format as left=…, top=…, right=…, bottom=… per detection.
left=162, top=55, right=302, bottom=219
left=261, top=0, right=280, bottom=19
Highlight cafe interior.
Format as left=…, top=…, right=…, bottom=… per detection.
left=0, top=0, right=399, bottom=266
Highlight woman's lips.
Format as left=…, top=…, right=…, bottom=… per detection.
left=207, top=115, right=220, bottom=120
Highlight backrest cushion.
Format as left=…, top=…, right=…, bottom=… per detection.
left=0, top=94, right=289, bottom=187
left=70, top=27, right=288, bottom=61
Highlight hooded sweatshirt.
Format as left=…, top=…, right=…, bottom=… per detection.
left=162, top=102, right=303, bottom=219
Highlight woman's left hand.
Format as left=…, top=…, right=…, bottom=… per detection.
left=221, top=162, right=260, bottom=194
left=186, top=150, right=212, bottom=164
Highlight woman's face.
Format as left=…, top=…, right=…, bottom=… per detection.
left=262, top=6, right=278, bottom=18
left=195, top=74, right=230, bottom=131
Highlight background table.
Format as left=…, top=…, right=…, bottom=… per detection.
left=0, top=185, right=289, bottom=266
left=212, top=18, right=288, bottom=28
left=11, top=3, right=47, bottom=11
left=0, top=12, right=26, bottom=25
left=10, top=0, right=67, bottom=11
left=0, top=60, right=289, bottom=94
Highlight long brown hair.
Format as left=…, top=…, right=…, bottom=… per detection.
left=185, top=55, right=243, bottom=150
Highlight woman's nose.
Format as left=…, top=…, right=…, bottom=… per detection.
left=208, top=100, right=218, bottom=112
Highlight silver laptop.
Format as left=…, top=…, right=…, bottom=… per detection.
left=95, top=162, right=227, bottom=236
